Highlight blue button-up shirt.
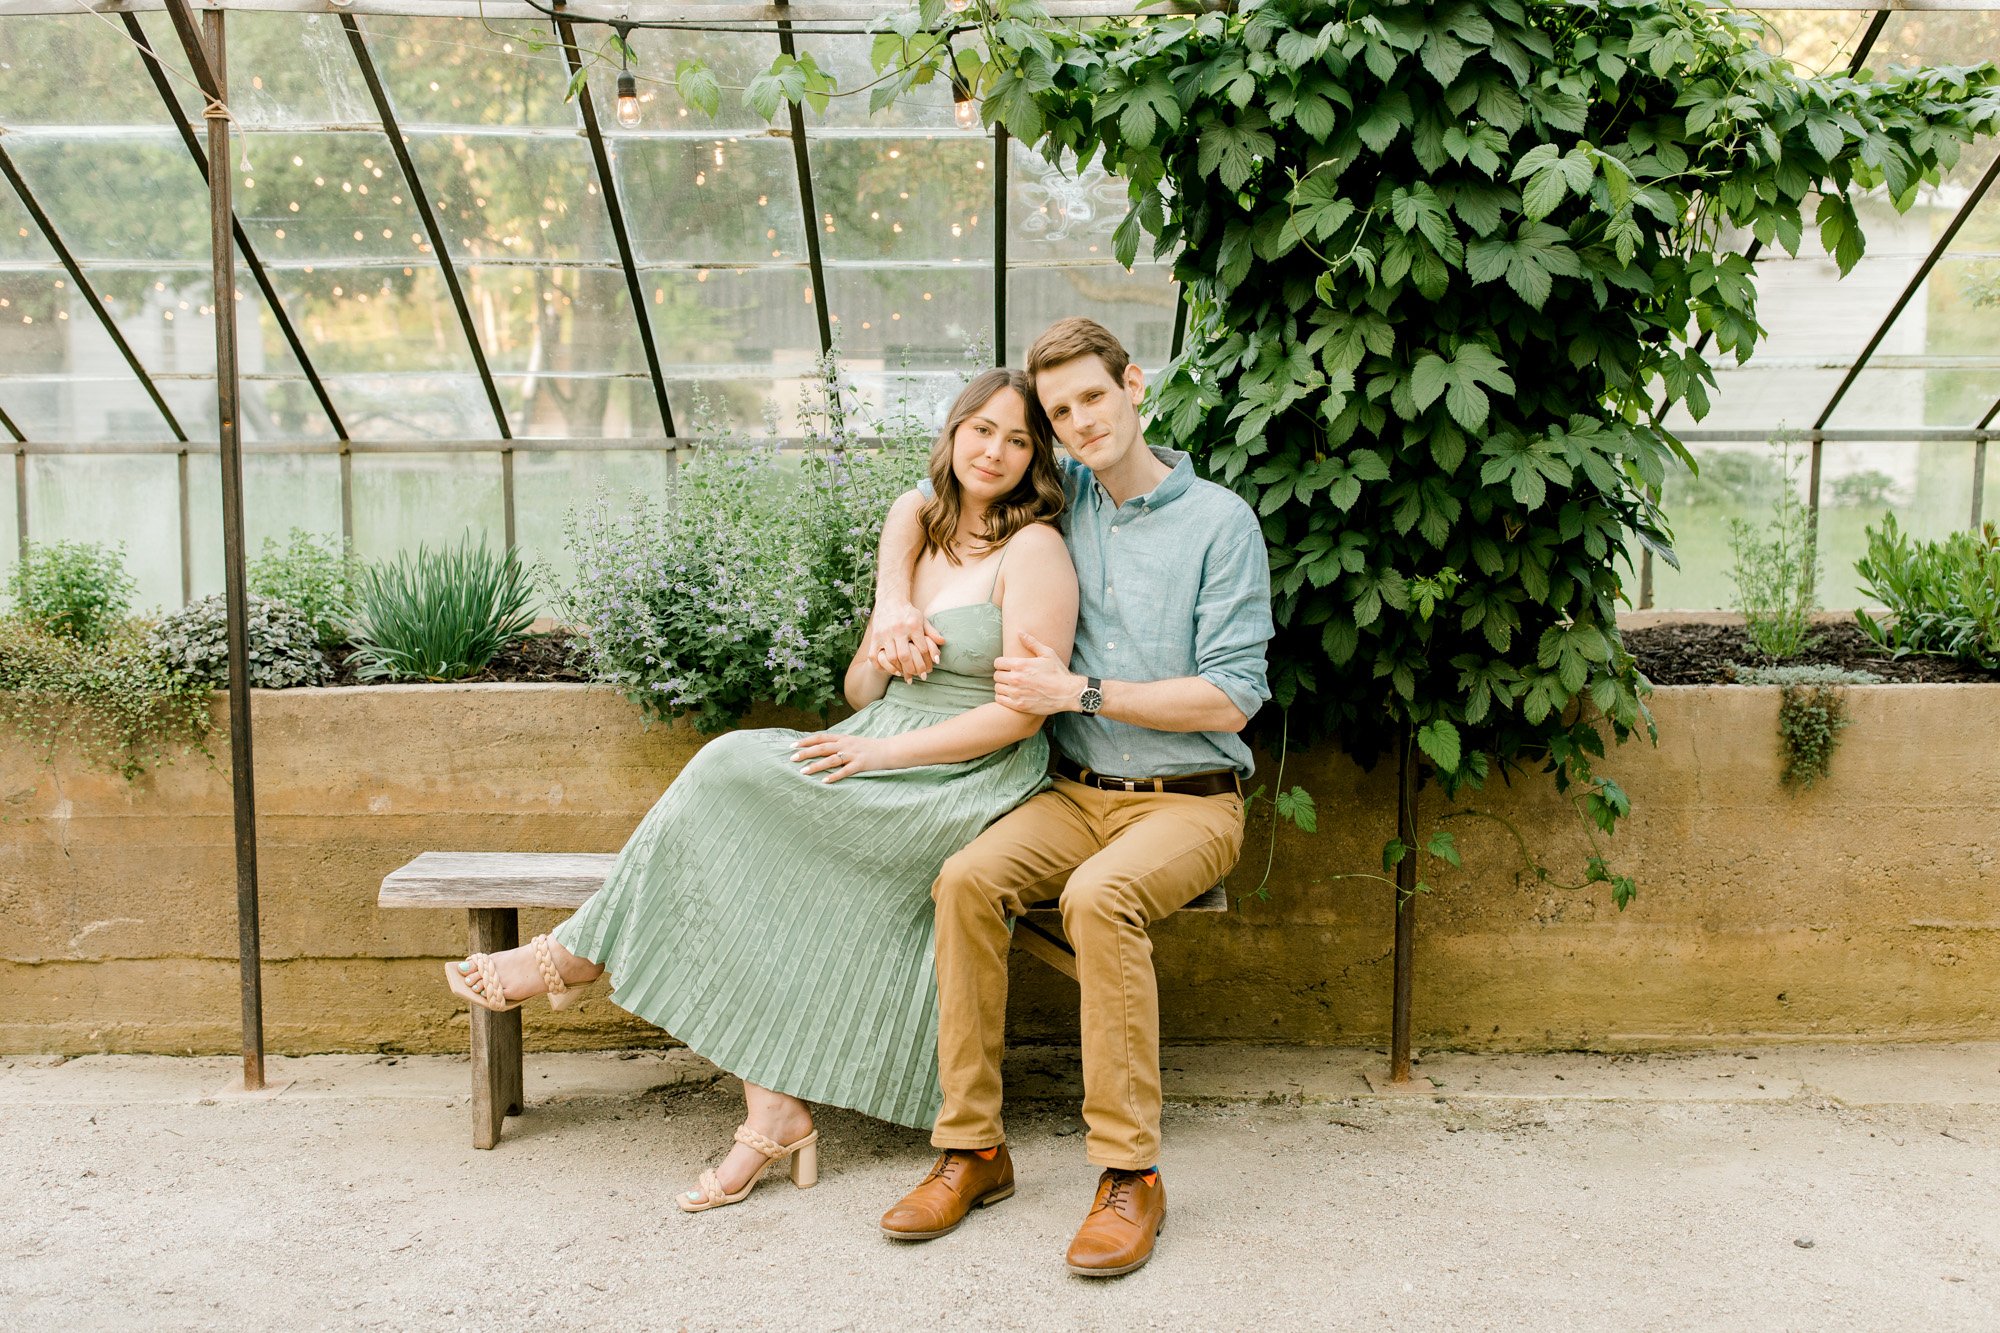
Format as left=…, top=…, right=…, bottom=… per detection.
left=1055, top=449, right=1273, bottom=778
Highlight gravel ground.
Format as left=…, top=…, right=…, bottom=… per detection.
left=2, top=1048, right=1996, bottom=1331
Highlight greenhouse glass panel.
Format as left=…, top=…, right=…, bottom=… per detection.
left=229, top=130, right=434, bottom=263
left=1009, top=140, right=1136, bottom=267
left=664, top=373, right=812, bottom=436
left=136, top=9, right=373, bottom=130
left=1818, top=440, right=1978, bottom=606
left=357, top=15, right=581, bottom=129
left=237, top=377, right=340, bottom=444
left=1752, top=8, right=1878, bottom=74
left=496, top=372, right=664, bottom=438
left=1827, top=191, right=2000, bottom=427
left=0, top=463, right=16, bottom=590
left=641, top=266, right=820, bottom=369
left=616, top=137, right=807, bottom=265
left=812, top=136, right=992, bottom=263
left=464, top=264, right=646, bottom=374
left=406, top=131, right=613, bottom=263
left=823, top=264, right=991, bottom=368
left=513, top=448, right=677, bottom=601
left=0, top=268, right=72, bottom=373
left=257, top=263, right=477, bottom=375
left=184, top=452, right=344, bottom=601
left=0, top=14, right=176, bottom=127
left=586, top=28, right=775, bottom=135
left=1008, top=265, right=1176, bottom=372
left=0, top=133, right=207, bottom=263
left=1648, top=438, right=1814, bottom=611
left=794, top=34, right=968, bottom=132
left=1664, top=365, right=1847, bottom=436
left=319, top=373, right=504, bottom=441
left=0, top=377, right=172, bottom=442
left=0, top=187, right=55, bottom=263
left=348, top=450, right=503, bottom=559
left=25, top=454, right=180, bottom=612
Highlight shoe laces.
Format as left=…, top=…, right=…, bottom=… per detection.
left=1100, top=1170, right=1144, bottom=1214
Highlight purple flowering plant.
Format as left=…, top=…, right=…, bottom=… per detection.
left=554, top=355, right=953, bottom=731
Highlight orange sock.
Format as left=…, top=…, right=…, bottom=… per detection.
left=972, top=1147, right=1000, bottom=1160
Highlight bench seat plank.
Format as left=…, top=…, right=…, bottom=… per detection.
left=379, top=851, right=1227, bottom=914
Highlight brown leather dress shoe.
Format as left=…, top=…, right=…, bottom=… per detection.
left=1065, top=1169, right=1166, bottom=1277
left=879, top=1146, right=1015, bottom=1240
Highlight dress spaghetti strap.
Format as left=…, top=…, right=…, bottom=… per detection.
left=984, top=544, right=1009, bottom=606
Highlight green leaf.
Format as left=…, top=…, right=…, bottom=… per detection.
left=1382, top=837, right=1409, bottom=874
left=1197, top=110, right=1276, bottom=191
left=676, top=61, right=721, bottom=118
left=1424, top=827, right=1462, bottom=867
left=1417, top=718, right=1461, bottom=773
left=1273, top=785, right=1319, bottom=833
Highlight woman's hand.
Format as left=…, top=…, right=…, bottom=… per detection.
left=790, top=732, right=904, bottom=783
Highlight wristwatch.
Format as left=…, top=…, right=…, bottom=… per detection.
left=1078, top=677, right=1104, bottom=716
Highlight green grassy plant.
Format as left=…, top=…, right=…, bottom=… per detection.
left=346, top=538, right=536, bottom=682
left=1734, top=664, right=1878, bottom=789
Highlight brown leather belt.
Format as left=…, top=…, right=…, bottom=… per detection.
left=1053, top=756, right=1241, bottom=797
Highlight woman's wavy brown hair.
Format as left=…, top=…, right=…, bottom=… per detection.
left=918, top=368, right=1065, bottom=565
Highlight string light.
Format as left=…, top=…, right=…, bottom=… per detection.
left=613, top=23, right=642, bottom=128
left=951, top=71, right=980, bottom=131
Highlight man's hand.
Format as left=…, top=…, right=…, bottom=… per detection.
left=868, top=600, right=945, bottom=680
left=993, top=631, right=1084, bottom=717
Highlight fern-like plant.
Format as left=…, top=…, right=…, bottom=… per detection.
left=346, top=538, right=536, bottom=682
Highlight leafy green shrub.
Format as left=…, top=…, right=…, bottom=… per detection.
left=556, top=364, right=931, bottom=731
left=838, top=0, right=2000, bottom=910
left=6, top=541, right=137, bottom=644
left=346, top=537, right=536, bottom=682
left=1853, top=517, right=2000, bottom=670
left=0, top=618, right=212, bottom=779
left=248, top=529, right=358, bottom=648
left=147, top=594, right=332, bottom=690
left=1727, top=439, right=1820, bottom=660
left=1734, top=664, right=1878, bottom=788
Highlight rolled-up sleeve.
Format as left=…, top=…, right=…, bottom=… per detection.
left=1194, top=510, right=1275, bottom=723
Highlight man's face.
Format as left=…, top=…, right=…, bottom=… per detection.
left=1034, top=354, right=1146, bottom=476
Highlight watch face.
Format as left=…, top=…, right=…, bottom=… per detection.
left=1079, top=686, right=1104, bottom=715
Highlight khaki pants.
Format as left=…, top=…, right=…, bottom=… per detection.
left=930, top=778, right=1246, bottom=1169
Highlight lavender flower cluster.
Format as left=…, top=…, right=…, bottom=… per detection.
left=553, top=360, right=951, bottom=731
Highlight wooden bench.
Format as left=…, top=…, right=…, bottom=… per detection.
left=379, top=850, right=1226, bottom=1148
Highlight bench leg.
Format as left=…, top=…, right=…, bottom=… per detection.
left=468, top=907, right=525, bottom=1149
left=1014, top=916, right=1079, bottom=981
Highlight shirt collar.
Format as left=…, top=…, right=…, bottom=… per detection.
left=1085, top=447, right=1194, bottom=512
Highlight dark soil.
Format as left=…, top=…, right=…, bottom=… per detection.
left=326, top=631, right=587, bottom=686
left=315, top=622, right=1997, bottom=688
left=1624, top=620, right=2000, bottom=686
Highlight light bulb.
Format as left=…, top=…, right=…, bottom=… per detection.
left=954, top=96, right=980, bottom=131
left=329, top=0, right=353, bottom=8
left=615, top=71, right=641, bottom=129
left=948, top=0, right=972, bottom=11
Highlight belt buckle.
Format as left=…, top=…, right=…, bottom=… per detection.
left=1119, top=778, right=1138, bottom=792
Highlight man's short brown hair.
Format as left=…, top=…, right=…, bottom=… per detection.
left=1025, top=316, right=1132, bottom=384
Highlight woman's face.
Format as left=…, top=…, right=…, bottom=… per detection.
left=950, top=386, right=1038, bottom=505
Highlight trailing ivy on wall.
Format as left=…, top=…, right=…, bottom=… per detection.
left=842, top=0, right=2000, bottom=904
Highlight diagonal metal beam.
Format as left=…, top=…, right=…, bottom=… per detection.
left=340, top=14, right=510, bottom=441
left=775, top=0, right=834, bottom=357
left=993, top=123, right=1007, bottom=364
left=554, top=17, right=677, bottom=436
left=0, top=401, right=23, bottom=443
left=0, top=143, right=188, bottom=442
left=123, top=12, right=350, bottom=442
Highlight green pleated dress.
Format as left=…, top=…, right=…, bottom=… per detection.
left=550, top=600, right=1045, bottom=1130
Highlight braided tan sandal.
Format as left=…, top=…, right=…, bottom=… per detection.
left=677, top=1123, right=820, bottom=1214
left=446, top=935, right=604, bottom=1013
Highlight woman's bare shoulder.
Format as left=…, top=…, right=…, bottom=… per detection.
left=1005, top=521, right=1071, bottom=562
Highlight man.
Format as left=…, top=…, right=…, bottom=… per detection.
left=867, top=317, right=1274, bottom=1277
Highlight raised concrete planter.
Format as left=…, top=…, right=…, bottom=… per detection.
left=2, top=682, right=1995, bottom=1055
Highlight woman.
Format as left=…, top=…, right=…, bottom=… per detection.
left=446, top=369, right=1077, bottom=1212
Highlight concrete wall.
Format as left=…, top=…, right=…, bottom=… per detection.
left=2, top=683, right=1995, bottom=1055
